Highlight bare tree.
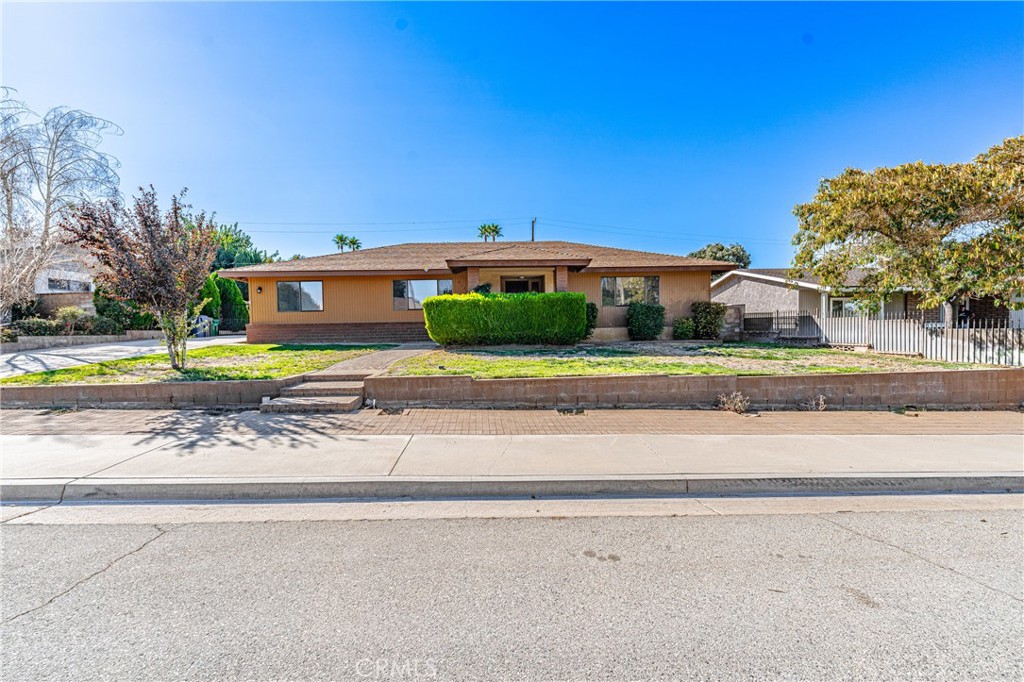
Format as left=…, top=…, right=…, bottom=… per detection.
left=65, top=188, right=217, bottom=370
left=0, top=89, right=121, bottom=319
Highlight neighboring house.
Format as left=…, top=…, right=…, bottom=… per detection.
left=711, top=268, right=1012, bottom=325
left=33, top=248, right=96, bottom=316
left=221, top=241, right=736, bottom=342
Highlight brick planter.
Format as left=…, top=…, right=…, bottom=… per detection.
left=0, top=374, right=308, bottom=410
left=364, top=368, right=1024, bottom=411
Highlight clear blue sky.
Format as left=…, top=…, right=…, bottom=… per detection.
left=3, top=2, right=1021, bottom=265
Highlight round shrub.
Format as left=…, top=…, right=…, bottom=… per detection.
left=94, top=288, right=158, bottom=330
left=673, top=317, right=696, bottom=340
left=55, top=306, right=89, bottom=335
left=12, top=317, right=62, bottom=336
left=626, top=302, right=665, bottom=341
left=691, top=301, right=727, bottom=339
left=82, top=315, right=124, bottom=336
left=584, top=302, right=599, bottom=339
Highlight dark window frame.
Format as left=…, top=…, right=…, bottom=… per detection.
left=600, top=276, right=660, bottom=307
left=276, top=280, right=324, bottom=312
left=392, top=278, right=454, bottom=311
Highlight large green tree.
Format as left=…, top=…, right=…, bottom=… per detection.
left=687, top=242, right=751, bottom=269
left=792, top=136, right=1024, bottom=309
left=213, top=223, right=276, bottom=270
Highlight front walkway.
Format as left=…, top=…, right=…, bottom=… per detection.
left=0, top=336, right=246, bottom=379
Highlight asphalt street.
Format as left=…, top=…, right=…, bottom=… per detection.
left=2, top=506, right=1022, bottom=681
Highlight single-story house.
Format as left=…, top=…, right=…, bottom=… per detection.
left=221, top=241, right=736, bottom=343
left=711, top=268, right=1012, bottom=325
left=33, top=247, right=96, bottom=316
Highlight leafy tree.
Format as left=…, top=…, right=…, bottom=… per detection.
left=346, top=235, right=362, bottom=251
left=212, top=222, right=276, bottom=270
left=64, top=187, right=218, bottom=370
left=793, top=136, right=1024, bottom=309
left=289, top=253, right=304, bottom=260
left=198, top=274, right=221, bottom=318
left=477, top=223, right=503, bottom=241
left=215, top=276, right=249, bottom=331
left=687, top=242, right=751, bottom=269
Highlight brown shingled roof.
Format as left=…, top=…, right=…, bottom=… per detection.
left=742, top=268, right=874, bottom=288
left=221, top=241, right=737, bottom=278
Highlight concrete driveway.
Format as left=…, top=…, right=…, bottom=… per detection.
left=0, top=336, right=246, bottom=379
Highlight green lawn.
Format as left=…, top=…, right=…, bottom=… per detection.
left=387, top=343, right=972, bottom=379
left=0, top=344, right=393, bottom=386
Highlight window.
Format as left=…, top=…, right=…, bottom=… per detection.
left=277, top=281, right=323, bottom=312
left=393, top=279, right=453, bottom=310
left=47, top=278, right=91, bottom=292
left=601, top=276, right=659, bottom=306
left=829, top=298, right=860, bottom=317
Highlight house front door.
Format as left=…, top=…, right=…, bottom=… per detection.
left=502, top=277, right=544, bottom=294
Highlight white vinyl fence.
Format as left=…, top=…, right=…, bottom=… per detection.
left=743, top=312, right=1024, bottom=366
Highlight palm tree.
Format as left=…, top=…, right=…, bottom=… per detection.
left=346, top=236, right=362, bottom=251
left=333, top=233, right=350, bottom=251
left=477, top=223, right=503, bottom=242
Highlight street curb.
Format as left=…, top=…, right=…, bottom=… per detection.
left=3, top=474, right=1022, bottom=503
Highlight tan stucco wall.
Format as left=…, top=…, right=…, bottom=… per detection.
left=568, top=271, right=710, bottom=328
left=247, top=270, right=711, bottom=329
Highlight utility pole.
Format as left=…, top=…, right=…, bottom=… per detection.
left=531, top=217, right=536, bottom=242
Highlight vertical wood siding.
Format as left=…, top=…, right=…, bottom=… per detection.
left=568, top=272, right=710, bottom=327
left=248, top=271, right=710, bottom=328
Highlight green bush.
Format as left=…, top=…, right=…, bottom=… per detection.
left=55, top=307, right=89, bottom=334
left=423, top=292, right=587, bottom=345
left=199, top=274, right=222, bottom=318
left=94, top=288, right=157, bottom=330
left=10, top=299, right=39, bottom=322
left=691, top=301, right=727, bottom=339
left=215, top=276, right=250, bottom=331
left=1, top=327, right=18, bottom=343
left=672, top=317, right=696, bottom=340
left=472, top=282, right=492, bottom=294
left=12, top=317, right=62, bottom=336
left=626, top=302, right=665, bottom=341
left=584, top=302, right=599, bottom=339
left=82, top=315, right=124, bottom=335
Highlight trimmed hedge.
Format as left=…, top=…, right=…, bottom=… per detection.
left=691, top=301, right=727, bottom=339
left=672, top=316, right=695, bottom=340
left=584, top=302, right=599, bottom=339
left=626, top=302, right=665, bottom=341
left=423, top=292, right=587, bottom=345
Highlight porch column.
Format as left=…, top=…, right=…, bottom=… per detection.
left=555, top=266, right=568, bottom=292
left=466, top=267, right=480, bottom=292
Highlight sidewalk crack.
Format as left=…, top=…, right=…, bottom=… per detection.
left=2, top=524, right=171, bottom=625
left=819, top=515, right=1022, bottom=603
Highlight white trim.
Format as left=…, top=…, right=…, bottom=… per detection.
left=711, top=270, right=826, bottom=292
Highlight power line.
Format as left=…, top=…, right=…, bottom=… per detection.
left=539, top=218, right=792, bottom=244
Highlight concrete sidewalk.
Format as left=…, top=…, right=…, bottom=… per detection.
left=2, top=431, right=1021, bottom=502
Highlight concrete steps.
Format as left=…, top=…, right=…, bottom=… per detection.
left=260, top=395, right=363, bottom=414
left=280, top=381, right=366, bottom=398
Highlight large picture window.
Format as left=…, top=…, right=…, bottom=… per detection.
left=393, top=279, right=453, bottom=310
left=601, top=276, right=659, bottom=306
left=277, top=281, right=324, bottom=312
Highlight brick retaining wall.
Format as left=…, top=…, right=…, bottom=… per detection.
left=364, top=368, right=1024, bottom=410
left=246, top=322, right=431, bottom=344
left=0, top=375, right=306, bottom=410
left=0, top=330, right=163, bottom=354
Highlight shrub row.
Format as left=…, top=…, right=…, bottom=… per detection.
left=13, top=314, right=123, bottom=337
left=423, top=292, right=587, bottom=345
